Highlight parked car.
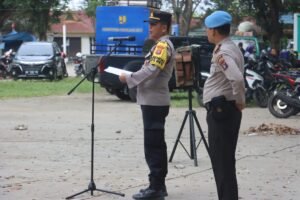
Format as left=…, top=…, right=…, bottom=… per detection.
left=10, top=41, right=66, bottom=80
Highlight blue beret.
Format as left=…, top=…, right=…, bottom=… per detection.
left=205, top=11, right=232, bottom=28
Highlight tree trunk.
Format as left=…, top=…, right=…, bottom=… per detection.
left=172, top=0, right=180, bottom=24
left=35, top=9, right=51, bottom=41
left=180, top=0, right=193, bottom=36
left=267, top=0, right=282, bottom=52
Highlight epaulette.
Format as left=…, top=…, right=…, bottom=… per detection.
left=213, top=44, right=222, bottom=54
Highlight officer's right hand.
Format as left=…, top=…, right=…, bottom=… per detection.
left=119, top=73, right=127, bottom=83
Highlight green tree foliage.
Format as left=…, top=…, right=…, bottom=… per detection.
left=166, top=0, right=212, bottom=36
left=83, top=0, right=106, bottom=17
left=211, top=0, right=300, bottom=51
left=0, top=1, right=15, bottom=27
left=1, top=0, right=69, bottom=40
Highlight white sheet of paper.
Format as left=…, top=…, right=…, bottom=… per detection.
left=104, top=66, right=132, bottom=76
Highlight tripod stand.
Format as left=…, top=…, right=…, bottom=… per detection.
left=169, top=87, right=210, bottom=166
left=66, top=66, right=125, bottom=199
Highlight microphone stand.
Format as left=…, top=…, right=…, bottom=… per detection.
left=66, top=40, right=125, bottom=199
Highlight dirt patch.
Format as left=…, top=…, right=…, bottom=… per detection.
left=244, top=123, right=300, bottom=136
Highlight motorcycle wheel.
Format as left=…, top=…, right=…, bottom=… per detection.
left=252, top=87, right=268, bottom=108
left=267, top=93, right=296, bottom=118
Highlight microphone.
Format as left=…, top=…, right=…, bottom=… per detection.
left=108, top=36, right=136, bottom=41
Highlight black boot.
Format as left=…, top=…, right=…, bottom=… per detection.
left=139, top=185, right=167, bottom=194
left=132, top=187, right=168, bottom=199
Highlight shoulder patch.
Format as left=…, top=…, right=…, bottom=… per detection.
left=216, top=54, right=228, bottom=70
left=150, top=41, right=168, bottom=70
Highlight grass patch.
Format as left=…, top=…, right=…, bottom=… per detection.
left=0, top=79, right=255, bottom=108
left=0, top=77, right=103, bottom=99
left=0, top=79, right=203, bottom=108
left=171, top=89, right=201, bottom=108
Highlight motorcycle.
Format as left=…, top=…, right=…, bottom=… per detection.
left=244, top=55, right=269, bottom=108
left=74, top=52, right=85, bottom=77
left=268, top=76, right=300, bottom=118
left=0, top=49, right=14, bottom=79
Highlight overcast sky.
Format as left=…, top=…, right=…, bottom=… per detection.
left=67, top=0, right=212, bottom=14
left=67, top=0, right=85, bottom=10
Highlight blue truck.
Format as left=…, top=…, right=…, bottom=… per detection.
left=85, top=3, right=213, bottom=101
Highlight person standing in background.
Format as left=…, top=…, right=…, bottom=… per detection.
left=238, top=42, right=245, bottom=57
left=203, top=10, right=246, bottom=200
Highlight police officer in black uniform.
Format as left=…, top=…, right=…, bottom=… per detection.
left=119, top=9, right=175, bottom=200
left=203, top=11, right=246, bottom=200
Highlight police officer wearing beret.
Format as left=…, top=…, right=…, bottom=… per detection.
left=203, top=11, right=246, bottom=200
left=119, top=9, right=175, bottom=200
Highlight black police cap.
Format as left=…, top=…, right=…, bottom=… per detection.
left=145, top=9, right=172, bottom=25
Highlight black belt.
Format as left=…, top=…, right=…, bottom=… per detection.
left=205, top=100, right=236, bottom=111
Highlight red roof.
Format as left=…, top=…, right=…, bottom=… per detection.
left=50, top=11, right=95, bottom=35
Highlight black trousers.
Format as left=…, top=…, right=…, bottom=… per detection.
left=206, top=102, right=242, bottom=200
left=141, top=105, right=169, bottom=189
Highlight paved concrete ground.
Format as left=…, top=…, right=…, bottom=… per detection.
left=0, top=91, right=299, bottom=200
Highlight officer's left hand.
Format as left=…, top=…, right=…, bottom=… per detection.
left=119, top=73, right=126, bottom=83
left=236, top=103, right=245, bottom=111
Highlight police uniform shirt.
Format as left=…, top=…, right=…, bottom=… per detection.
left=203, top=37, right=246, bottom=105
left=125, top=35, right=175, bottom=106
